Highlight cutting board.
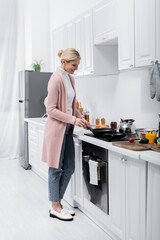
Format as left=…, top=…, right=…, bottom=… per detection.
left=112, top=140, right=160, bottom=152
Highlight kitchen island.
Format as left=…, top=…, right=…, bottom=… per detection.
left=25, top=117, right=160, bottom=240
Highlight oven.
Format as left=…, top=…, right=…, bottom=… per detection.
left=82, top=141, right=109, bottom=215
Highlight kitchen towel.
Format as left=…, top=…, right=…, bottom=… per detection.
left=150, top=62, right=160, bottom=101
left=89, top=159, right=98, bottom=185
left=150, top=64, right=157, bottom=99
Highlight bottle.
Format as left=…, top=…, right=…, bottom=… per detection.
left=86, top=110, right=89, bottom=122
left=76, top=101, right=79, bottom=110
left=83, top=109, right=89, bottom=122
left=79, top=102, right=83, bottom=115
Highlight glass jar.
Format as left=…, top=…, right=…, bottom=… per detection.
left=95, top=117, right=100, bottom=126
left=83, top=109, right=89, bottom=122
left=110, top=121, right=117, bottom=130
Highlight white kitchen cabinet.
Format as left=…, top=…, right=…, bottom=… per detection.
left=146, top=163, right=160, bottom=240
left=135, top=0, right=156, bottom=67
left=109, top=151, right=146, bottom=240
left=109, top=151, right=125, bottom=240
left=156, top=0, right=160, bottom=61
left=118, top=0, right=160, bottom=69
left=28, top=123, right=48, bottom=181
left=52, top=27, right=67, bottom=71
left=38, top=128, right=48, bottom=181
left=73, top=138, right=83, bottom=205
left=66, top=22, right=75, bottom=49
left=125, top=156, right=146, bottom=240
left=93, top=0, right=117, bottom=45
left=83, top=10, right=94, bottom=75
left=63, top=138, right=82, bottom=208
left=28, top=124, right=39, bottom=171
left=118, top=0, right=134, bottom=70
left=52, top=8, right=118, bottom=76
left=83, top=10, right=118, bottom=76
left=74, top=16, right=84, bottom=76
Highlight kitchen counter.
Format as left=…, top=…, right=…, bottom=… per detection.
left=24, top=117, right=160, bottom=166
left=24, top=117, right=46, bottom=128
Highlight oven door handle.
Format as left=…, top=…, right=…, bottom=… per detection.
left=106, top=161, right=109, bottom=215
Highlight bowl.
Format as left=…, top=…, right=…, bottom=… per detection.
left=135, top=128, right=158, bottom=139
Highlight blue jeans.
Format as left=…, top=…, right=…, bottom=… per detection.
left=48, top=124, right=75, bottom=202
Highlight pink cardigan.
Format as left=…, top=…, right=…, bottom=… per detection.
left=42, top=68, right=81, bottom=168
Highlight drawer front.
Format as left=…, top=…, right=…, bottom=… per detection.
left=28, top=134, right=38, bottom=145
left=28, top=124, right=38, bottom=137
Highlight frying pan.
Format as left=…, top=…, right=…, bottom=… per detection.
left=87, top=126, right=116, bottom=136
left=102, top=132, right=126, bottom=140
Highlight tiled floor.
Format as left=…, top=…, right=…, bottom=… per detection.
left=0, top=158, right=111, bottom=240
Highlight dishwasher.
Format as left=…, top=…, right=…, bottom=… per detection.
left=82, top=141, right=109, bottom=214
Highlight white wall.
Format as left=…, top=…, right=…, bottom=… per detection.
left=75, top=70, right=160, bottom=129
left=49, top=0, right=160, bottom=129
left=23, top=0, right=50, bottom=71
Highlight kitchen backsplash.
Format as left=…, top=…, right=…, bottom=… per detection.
left=75, top=69, right=160, bottom=129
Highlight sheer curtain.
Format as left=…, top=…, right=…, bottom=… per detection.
left=0, top=0, right=25, bottom=159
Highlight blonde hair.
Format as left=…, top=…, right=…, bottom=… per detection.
left=58, top=48, right=81, bottom=62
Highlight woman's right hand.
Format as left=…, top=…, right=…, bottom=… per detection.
left=75, top=117, right=89, bottom=128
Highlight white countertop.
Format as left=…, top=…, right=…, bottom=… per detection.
left=25, top=117, right=46, bottom=128
left=24, top=118, right=160, bottom=166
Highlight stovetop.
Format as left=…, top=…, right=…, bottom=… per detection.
left=84, top=133, right=139, bottom=142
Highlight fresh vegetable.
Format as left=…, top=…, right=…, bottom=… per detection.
left=140, top=132, right=146, bottom=139
left=154, top=137, right=159, bottom=144
left=157, top=138, right=160, bottom=145
left=139, top=138, right=149, bottom=144
left=129, top=138, right=135, bottom=143
left=145, top=132, right=157, bottom=144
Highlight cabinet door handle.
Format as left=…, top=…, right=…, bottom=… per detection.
left=130, top=64, right=133, bottom=68
left=121, top=157, right=127, bottom=162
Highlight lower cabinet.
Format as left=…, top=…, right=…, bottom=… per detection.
left=28, top=123, right=48, bottom=181
left=146, top=163, right=160, bottom=240
left=63, top=138, right=83, bottom=207
left=109, top=151, right=146, bottom=240
left=28, top=125, right=160, bottom=240
left=73, top=137, right=83, bottom=206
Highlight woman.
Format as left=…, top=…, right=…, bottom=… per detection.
left=42, top=48, right=88, bottom=221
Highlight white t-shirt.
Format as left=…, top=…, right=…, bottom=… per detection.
left=60, top=67, right=75, bottom=116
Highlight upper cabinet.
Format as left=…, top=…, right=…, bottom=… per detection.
left=52, top=26, right=67, bottom=71
left=74, top=17, right=84, bottom=76
left=66, top=22, right=76, bottom=49
left=135, top=0, right=156, bottom=67
left=118, top=0, right=160, bottom=70
left=52, top=6, right=118, bottom=76
left=156, top=0, right=160, bottom=61
left=83, top=11, right=94, bottom=75
left=93, top=0, right=117, bottom=45
left=118, top=0, right=134, bottom=70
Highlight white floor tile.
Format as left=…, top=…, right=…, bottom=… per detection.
left=0, top=158, right=111, bottom=240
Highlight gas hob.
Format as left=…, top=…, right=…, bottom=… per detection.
left=84, top=133, right=139, bottom=142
